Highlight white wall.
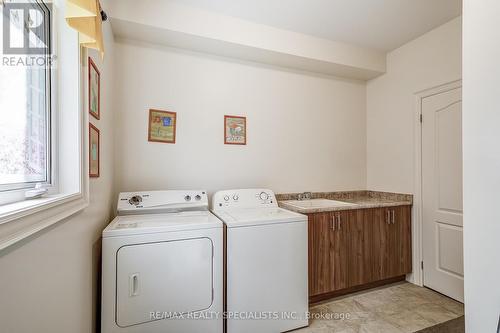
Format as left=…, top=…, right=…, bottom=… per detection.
left=463, top=1, right=500, bottom=331
left=0, top=25, right=116, bottom=333
left=114, top=40, right=367, bottom=194
left=366, top=17, right=462, bottom=193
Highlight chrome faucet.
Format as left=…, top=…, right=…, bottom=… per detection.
left=297, top=192, right=312, bottom=201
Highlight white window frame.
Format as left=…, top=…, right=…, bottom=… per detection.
left=0, top=0, right=55, bottom=205
left=0, top=0, right=89, bottom=250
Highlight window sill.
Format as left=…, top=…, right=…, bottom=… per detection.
left=0, top=192, right=89, bottom=251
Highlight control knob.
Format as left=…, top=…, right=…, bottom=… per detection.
left=259, top=192, right=269, bottom=201
left=129, top=195, right=143, bottom=206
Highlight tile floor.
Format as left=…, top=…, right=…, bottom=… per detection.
left=295, top=282, right=464, bottom=333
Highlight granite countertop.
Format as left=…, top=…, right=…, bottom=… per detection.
left=277, top=190, right=412, bottom=214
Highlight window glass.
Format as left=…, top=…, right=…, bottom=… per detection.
left=0, top=1, right=51, bottom=191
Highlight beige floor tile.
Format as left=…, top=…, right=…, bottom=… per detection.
left=350, top=294, right=386, bottom=309
left=411, top=302, right=462, bottom=325
left=438, top=299, right=465, bottom=316
left=323, top=299, right=372, bottom=321
left=294, top=318, right=357, bottom=333
left=404, top=285, right=453, bottom=304
left=358, top=316, right=405, bottom=333
left=380, top=309, right=435, bottom=332
left=294, top=282, right=463, bottom=333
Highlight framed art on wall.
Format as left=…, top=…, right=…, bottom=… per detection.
left=224, top=115, right=246, bottom=145
left=148, top=109, right=177, bottom=143
left=89, top=123, right=100, bottom=177
left=88, top=57, right=100, bottom=120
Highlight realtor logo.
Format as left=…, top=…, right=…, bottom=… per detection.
left=2, top=2, right=51, bottom=55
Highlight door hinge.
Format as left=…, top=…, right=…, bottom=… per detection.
left=421, top=261, right=424, bottom=270
left=419, top=114, right=423, bottom=123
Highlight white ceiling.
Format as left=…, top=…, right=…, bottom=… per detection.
left=167, top=0, right=462, bottom=51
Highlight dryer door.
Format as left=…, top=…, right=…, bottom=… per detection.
left=115, top=237, right=214, bottom=327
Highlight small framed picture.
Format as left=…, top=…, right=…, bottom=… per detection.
left=224, top=115, right=246, bottom=145
left=88, top=57, right=100, bottom=120
left=148, top=109, right=177, bottom=144
left=89, top=123, right=100, bottom=177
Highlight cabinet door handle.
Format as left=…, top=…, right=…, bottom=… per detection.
left=386, top=210, right=391, bottom=224
left=331, top=215, right=335, bottom=230
left=337, top=214, right=341, bottom=230
left=391, top=210, right=395, bottom=224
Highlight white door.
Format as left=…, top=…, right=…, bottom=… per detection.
left=422, top=86, right=463, bottom=302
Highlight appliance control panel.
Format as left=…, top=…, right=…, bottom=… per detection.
left=211, top=189, right=278, bottom=210
left=117, top=190, right=208, bottom=215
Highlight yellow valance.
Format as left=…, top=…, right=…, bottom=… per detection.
left=65, top=0, right=104, bottom=58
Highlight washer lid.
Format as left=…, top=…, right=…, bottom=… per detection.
left=103, top=211, right=222, bottom=237
left=213, top=207, right=307, bottom=228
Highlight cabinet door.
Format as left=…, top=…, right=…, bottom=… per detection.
left=387, top=207, right=401, bottom=278
left=387, top=206, right=412, bottom=277
left=331, top=211, right=349, bottom=291
left=372, top=207, right=394, bottom=280
left=308, top=211, right=351, bottom=296
left=394, top=205, right=412, bottom=275
left=348, top=209, right=374, bottom=286
left=373, top=206, right=412, bottom=280
left=308, top=212, right=334, bottom=296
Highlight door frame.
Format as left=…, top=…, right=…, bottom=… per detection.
left=412, top=79, right=462, bottom=287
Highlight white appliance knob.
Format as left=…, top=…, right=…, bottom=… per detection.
left=224, top=195, right=230, bottom=201
left=259, top=192, right=269, bottom=200
left=184, top=195, right=191, bottom=201
left=233, top=194, right=239, bottom=200
left=195, top=195, right=202, bottom=201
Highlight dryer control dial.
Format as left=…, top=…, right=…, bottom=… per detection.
left=128, top=195, right=143, bottom=206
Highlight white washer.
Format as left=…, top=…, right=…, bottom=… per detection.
left=212, top=189, right=309, bottom=333
left=102, top=190, right=223, bottom=333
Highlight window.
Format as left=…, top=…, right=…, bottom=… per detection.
left=0, top=0, right=89, bottom=250
left=0, top=1, right=52, bottom=199
left=0, top=0, right=88, bottom=249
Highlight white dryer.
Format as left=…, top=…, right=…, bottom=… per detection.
left=101, top=190, right=223, bottom=333
left=212, top=189, right=309, bottom=333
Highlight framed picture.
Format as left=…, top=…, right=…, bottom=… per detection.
left=88, top=57, right=100, bottom=120
left=89, top=123, right=100, bottom=177
left=224, top=115, right=246, bottom=145
left=148, top=109, right=177, bottom=143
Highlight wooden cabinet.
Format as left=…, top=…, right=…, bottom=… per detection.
left=347, top=209, right=374, bottom=287
left=331, top=211, right=349, bottom=291
left=308, top=211, right=349, bottom=296
left=308, top=212, right=333, bottom=296
left=308, top=206, right=412, bottom=303
left=372, top=206, right=412, bottom=280
left=396, top=206, right=412, bottom=274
